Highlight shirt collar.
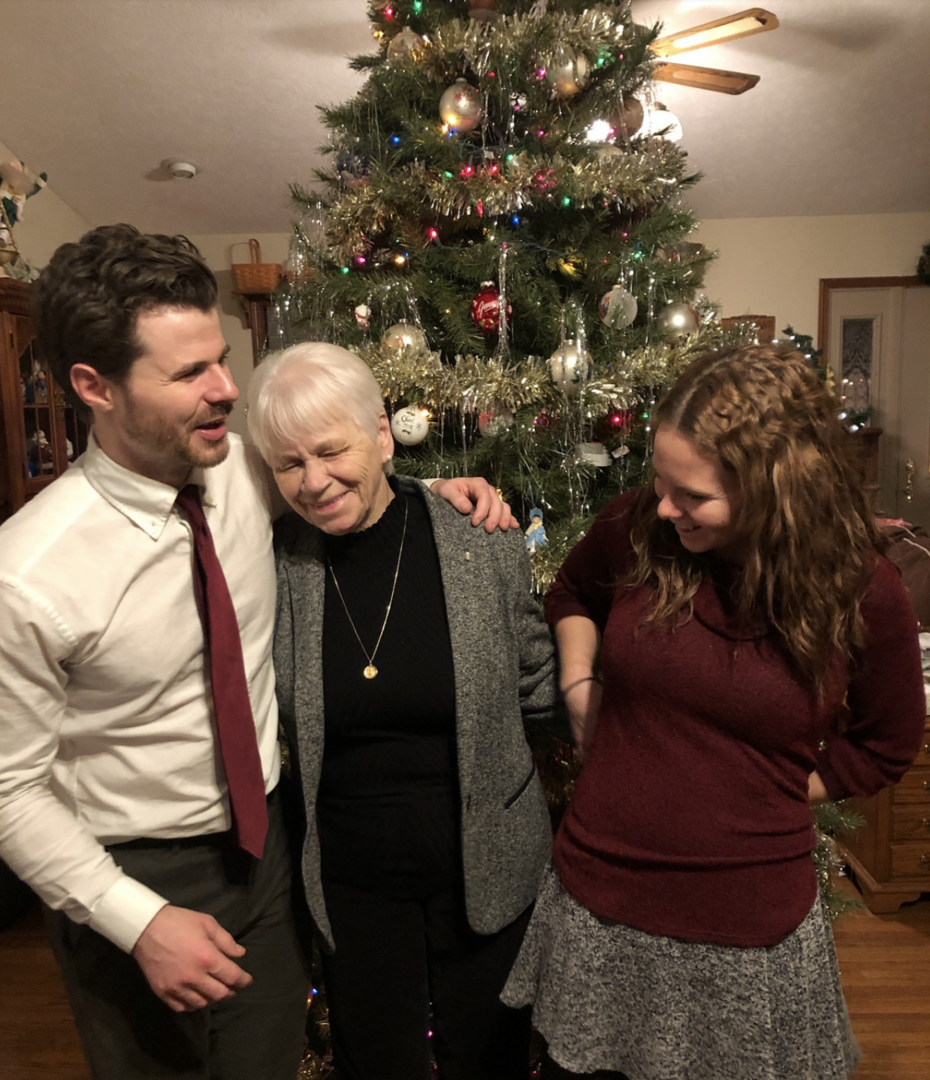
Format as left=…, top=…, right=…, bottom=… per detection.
left=82, top=434, right=214, bottom=540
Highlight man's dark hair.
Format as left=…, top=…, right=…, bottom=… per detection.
left=32, top=223, right=218, bottom=413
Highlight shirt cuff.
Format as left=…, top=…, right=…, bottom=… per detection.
left=87, top=874, right=170, bottom=953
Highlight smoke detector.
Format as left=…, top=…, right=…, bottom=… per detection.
left=166, top=160, right=198, bottom=180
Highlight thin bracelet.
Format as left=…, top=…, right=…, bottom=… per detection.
left=562, top=675, right=601, bottom=695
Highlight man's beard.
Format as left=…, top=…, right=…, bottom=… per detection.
left=123, top=396, right=234, bottom=474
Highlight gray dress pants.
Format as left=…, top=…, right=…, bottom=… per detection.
left=44, top=790, right=310, bottom=1080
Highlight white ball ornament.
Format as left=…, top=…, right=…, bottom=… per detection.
left=391, top=406, right=430, bottom=446
left=381, top=322, right=427, bottom=352
left=548, top=342, right=592, bottom=395
left=656, top=302, right=700, bottom=341
left=599, top=285, right=638, bottom=330
left=439, top=79, right=484, bottom=134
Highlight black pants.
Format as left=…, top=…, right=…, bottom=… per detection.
left=44, top=790, right=311, bottom=1080
left=321, top=878, right=533, bottom=1080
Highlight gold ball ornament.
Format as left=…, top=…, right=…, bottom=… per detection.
left=391, top=406, right=430, bottom=446
left=656, top=302, right=700, bottom=340
left=545, top=45, right=589, bottom=99
left=548, top=342, right=592, bottom=395
left=386, top=26, right=425, bottom=61
left=439, top=79, right=484, bottom=134
left=381, top=322, right=428, bottom=351
left=468, top=0, right=500, bottom=21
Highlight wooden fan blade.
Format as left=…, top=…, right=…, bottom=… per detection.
left=652, top=8, right=779, bottom=58
left=653, top=61, right=760, bottom=95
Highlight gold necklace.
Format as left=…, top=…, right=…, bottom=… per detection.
left=327, top=498, right=408, bottom=680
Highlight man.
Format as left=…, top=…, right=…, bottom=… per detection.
left=0, top=224, right=510, bottom=1079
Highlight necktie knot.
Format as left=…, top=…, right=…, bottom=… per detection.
left=176, top=483, right=204, bottom=521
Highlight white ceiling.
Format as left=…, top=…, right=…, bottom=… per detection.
left=1, top=0, right=928, bottom=234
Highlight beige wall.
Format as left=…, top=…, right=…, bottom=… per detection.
left=0, top=138, right=91, bottom=269
left=188, top=233, right=290, bottom=437
left=695, top=212, right=930, bottom=341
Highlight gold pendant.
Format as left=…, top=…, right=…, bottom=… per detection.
left=363, top=664, right=378, bottom=679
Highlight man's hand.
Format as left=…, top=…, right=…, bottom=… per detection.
left=430, top=476, right=518, bottom=532
left=131, top=904, right=252, bottom=1013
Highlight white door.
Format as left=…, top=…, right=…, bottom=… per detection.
left=824, top=284, right=930, bottom=529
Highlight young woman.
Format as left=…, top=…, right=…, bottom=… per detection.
left=503, top=344, right=926, bottom=1080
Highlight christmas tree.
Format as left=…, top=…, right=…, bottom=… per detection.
left=279, top=0, right=734, bottom=590
left=275, top=5, right=864, bottom=1070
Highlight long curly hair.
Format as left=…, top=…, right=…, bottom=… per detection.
left=629, top=344, right=886, bottom=687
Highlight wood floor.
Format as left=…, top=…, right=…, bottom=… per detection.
left=1, top=883, right=927, bottom=1080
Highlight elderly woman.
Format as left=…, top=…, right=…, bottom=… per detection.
left=247, top=342, right=561, bottom=1080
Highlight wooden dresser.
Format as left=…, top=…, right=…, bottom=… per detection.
left=838, top=714, right=930, bottom=912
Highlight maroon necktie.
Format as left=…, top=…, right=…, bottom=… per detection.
left=176, top=484, right=268, bottom=858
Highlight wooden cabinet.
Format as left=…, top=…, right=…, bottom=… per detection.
left=838, top=715, right=930, bottom=912
left=0, top=279, right=88, bottom=524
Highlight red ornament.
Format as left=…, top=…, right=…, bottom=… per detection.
left=470, top=281, right=512, bottom=334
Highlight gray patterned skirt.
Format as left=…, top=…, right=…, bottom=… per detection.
left=502, top=864, right=861, bottom=1080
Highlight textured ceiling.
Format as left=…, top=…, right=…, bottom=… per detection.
left=1, top=0, right=927, bottom=234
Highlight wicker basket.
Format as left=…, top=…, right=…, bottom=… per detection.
left=231, top=239, right=281, bottom=294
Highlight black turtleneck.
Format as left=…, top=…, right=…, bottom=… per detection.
left=318, top=479, right=460, bottom=896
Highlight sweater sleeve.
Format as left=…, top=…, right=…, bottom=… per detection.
left=816, top=558, right=926, bottom=800
left=545, top=491, right=637, bottom=631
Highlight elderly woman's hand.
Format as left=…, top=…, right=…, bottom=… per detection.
left=430, top=477, right=519, bottom=532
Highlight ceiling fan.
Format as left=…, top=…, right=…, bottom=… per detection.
left=650, top=7, right=779, bottom=95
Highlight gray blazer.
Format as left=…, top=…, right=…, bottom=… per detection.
left=273, top=477, right=561, bottom=951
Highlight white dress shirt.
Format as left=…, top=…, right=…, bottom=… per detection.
left=0, top=434, right=280, bottom=952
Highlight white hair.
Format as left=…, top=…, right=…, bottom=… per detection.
left=247, top=342, right=385, bottom=466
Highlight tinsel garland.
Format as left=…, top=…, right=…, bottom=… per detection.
left=355, top=327, right=725, bottom=414
left=812, top=801, right=866, bottom=921
left=319, top=145, right=688, bottom=263
left=372, top=4, right=648, bottom=85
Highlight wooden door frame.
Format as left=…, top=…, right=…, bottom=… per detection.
left=817, top=276, right=922, bottom=354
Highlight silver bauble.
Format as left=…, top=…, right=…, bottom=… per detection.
left=599, top=285, right=638, bottom=330
left=548, top=342, right=592, bottom=394
left=381, top=322, right=427, bottom=351
left=391, top=406, right=430, bottom=446
left=656, top=302, right=700, bottom=340
left=439, top=79, right=484, bottom=134
left=477, top=408, right=515, bottom=437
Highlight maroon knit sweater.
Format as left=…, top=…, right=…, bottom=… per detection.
left=546, top=490, right=926, bottom=947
